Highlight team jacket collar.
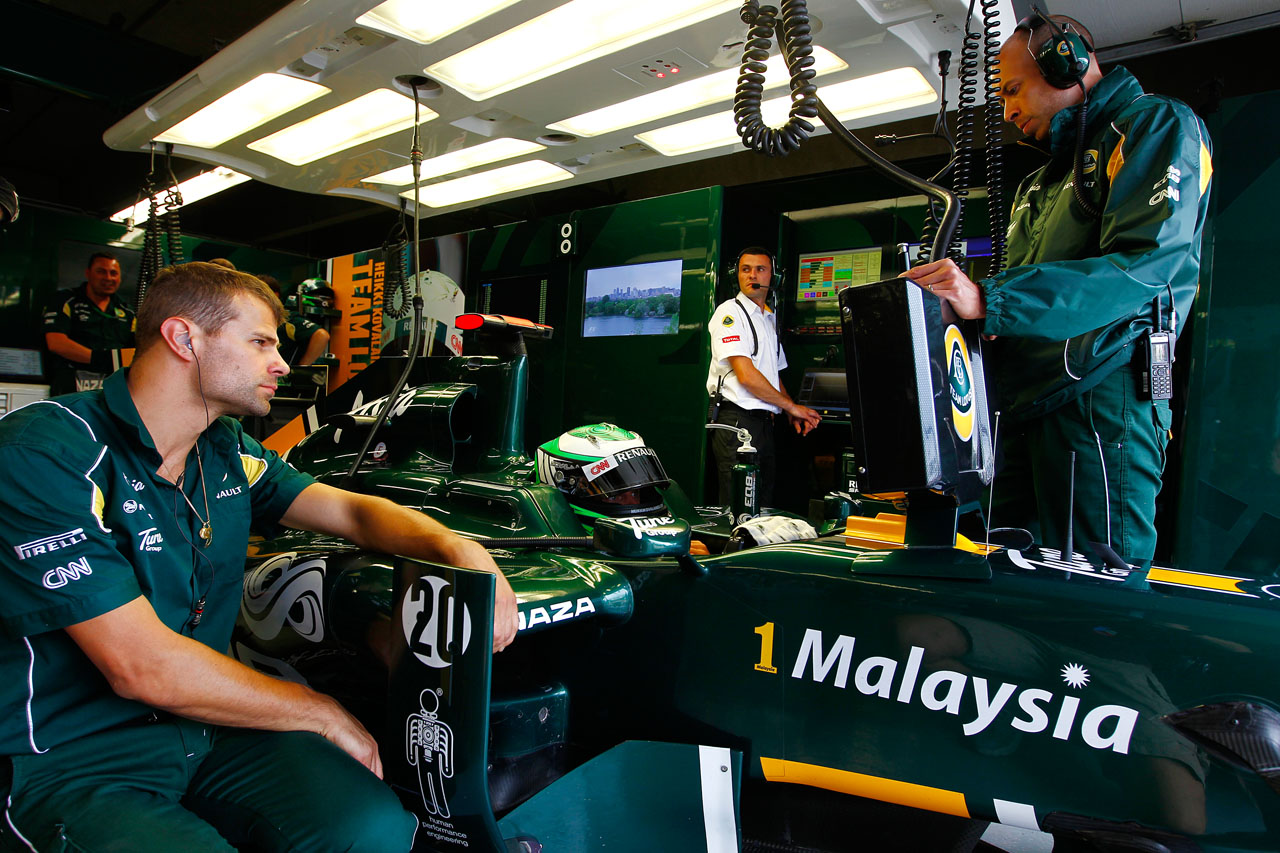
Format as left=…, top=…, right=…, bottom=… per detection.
left=1047, top=66, right=1143, bottom=157
left=102, top=370, right=235, bottom=467
left=103, top=369, right=159, bottom=461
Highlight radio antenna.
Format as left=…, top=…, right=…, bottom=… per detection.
left=984, top=410, right=1001, bottom=551
left=1063, top=451, right=1076, bottom=561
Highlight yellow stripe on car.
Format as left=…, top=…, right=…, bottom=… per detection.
left=1148, top=567, right=1250, bottom=595
left=759, top=757, right=970, bottom=817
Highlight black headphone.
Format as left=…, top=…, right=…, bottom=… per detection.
left=1017, top=6, right=1092, bottom=90
left=730, top=247, right=783, bottom=291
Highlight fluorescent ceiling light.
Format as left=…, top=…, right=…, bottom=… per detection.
left=109, top=168, right=251, bottom=225
left=366, top=138, right=546, bottom=185
left=356, top=0, right=524, bottom=44
left=401, top=161, right=573, bottom=208
left=636, top=67, right=937, bottom=157
left=156, top=73, right=329, bottom=149
left=549, top=48, right=847, bottom=138
left=427, top=0, right=739, bottom=101
left=246, top=89, right=436, bottom=166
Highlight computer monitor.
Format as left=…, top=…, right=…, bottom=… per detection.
left=481, top=273, right=546, bottom=323
left=583, top=259, right=683, bottom=338
left=0, top=347, right=43, bottom=384
left=797, top=368, right=850, bottom=417
left=795, top=247, right=885, bottom=301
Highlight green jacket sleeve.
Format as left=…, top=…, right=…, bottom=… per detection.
left=983, top=100, right=1211, bottom=342
left=220, top=418, right=315, bottom=536
left=0, top=440, right=142, bottom=638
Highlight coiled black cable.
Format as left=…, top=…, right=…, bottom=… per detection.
left=382, top=199, right=413, bottom=320
left=135, top=145, right=189, bottom=308
left=981, top=0, right=1007, bottom=276
left=921, top=20, right=978, bottom=267
left=1070, top=97, right=1101, bottom=219
left=162, top=145, right=185, bottom=266
left=733, top=0, right=961, bottom=262
left=912, top=51, right=957, bottom=266
left=949, top=15, right=981, bottom=263
left=163, top=206, right=184, bottom=266
left=734, top=0, right=818, bottom=157
left=137, top=183, right=163, bottom=310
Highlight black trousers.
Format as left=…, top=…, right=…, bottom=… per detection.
left=711, top=404, right=777, bottom=508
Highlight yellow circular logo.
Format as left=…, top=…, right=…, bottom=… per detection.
left=945, top=325, right=975, bottom=443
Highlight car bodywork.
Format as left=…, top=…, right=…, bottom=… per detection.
left=232, top=317, right=1280, bottom=853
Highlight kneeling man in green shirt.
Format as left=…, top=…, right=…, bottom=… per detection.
left=0, top=262, right=518, bottom=853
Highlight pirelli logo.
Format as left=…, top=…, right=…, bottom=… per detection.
left=15, top=528, right=88, bottom=560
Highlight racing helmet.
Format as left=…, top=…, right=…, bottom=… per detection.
left=536, top=424, right=670, bottom=518
left=297, top=277, right=335, bottom=312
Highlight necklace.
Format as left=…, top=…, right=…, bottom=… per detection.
left=175, top=441, right=213, bottom=547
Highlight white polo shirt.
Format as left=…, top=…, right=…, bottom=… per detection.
left=705, top=294, right=787, bottom=414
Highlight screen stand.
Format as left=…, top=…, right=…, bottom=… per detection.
left=902, top=489, right=959, bottom=549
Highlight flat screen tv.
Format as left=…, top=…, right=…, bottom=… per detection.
left=795, top=247, right=885, bottom=301
left=583, top=259, right=683, bottom=338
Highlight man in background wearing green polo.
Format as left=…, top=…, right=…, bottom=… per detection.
left=0, top=262, right=518, bottom=852
left=43, top=251, right=138, bottom=395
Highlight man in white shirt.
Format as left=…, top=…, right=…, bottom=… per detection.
left=706, top=247, right=822, bottom=506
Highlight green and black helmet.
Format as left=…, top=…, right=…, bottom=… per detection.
left=297, top=277, right=335, bottom=311
left=536, top=424, right=670, bottom=518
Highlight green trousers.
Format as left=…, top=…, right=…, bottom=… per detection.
left=1, top=715, right=416, bottom=853
left=990, top=364, right=1172, bottom=565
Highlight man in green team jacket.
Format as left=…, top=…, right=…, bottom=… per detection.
left=903, top=13, right=1212, bottom=563
left=0, top=262, right=518, bottom=852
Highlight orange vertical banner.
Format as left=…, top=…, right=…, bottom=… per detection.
left=326, top=251, right=385, bottom=393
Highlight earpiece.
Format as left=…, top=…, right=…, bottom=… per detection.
left=179, top=334, right=193, bottom=351
left=1018, top=6, right=1092, bottom=90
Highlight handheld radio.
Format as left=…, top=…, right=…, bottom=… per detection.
left=1139, top=296, right=1173, bottom=401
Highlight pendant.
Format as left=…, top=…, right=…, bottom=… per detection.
left=199, top=522, right=213, bottom=547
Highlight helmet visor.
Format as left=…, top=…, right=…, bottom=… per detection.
left=547, top=445, right=669, bottom=500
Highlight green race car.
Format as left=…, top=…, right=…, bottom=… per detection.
left=234, top=309, right=1280, bottom=853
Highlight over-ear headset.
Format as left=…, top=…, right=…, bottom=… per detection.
left=730, top=247, right=783, bottom=291
left=1017, top=6, right=1092, bottom=90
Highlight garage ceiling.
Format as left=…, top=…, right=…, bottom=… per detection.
left=2, top=0, right=1279, bottom=257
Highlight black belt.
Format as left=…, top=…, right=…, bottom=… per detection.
left=719, top=400, right=775, bottom=421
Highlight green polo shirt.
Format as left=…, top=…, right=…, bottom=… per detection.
left=277, top=311, right=323, bottom=365
left=0, top=370, right=313, bottom=756
left=43, top=283, right=137, bottom=394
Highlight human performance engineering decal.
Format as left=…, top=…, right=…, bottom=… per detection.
left=752, top=622, right=1140, bottom=754
left=407, top=688, right=454, bottom=820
